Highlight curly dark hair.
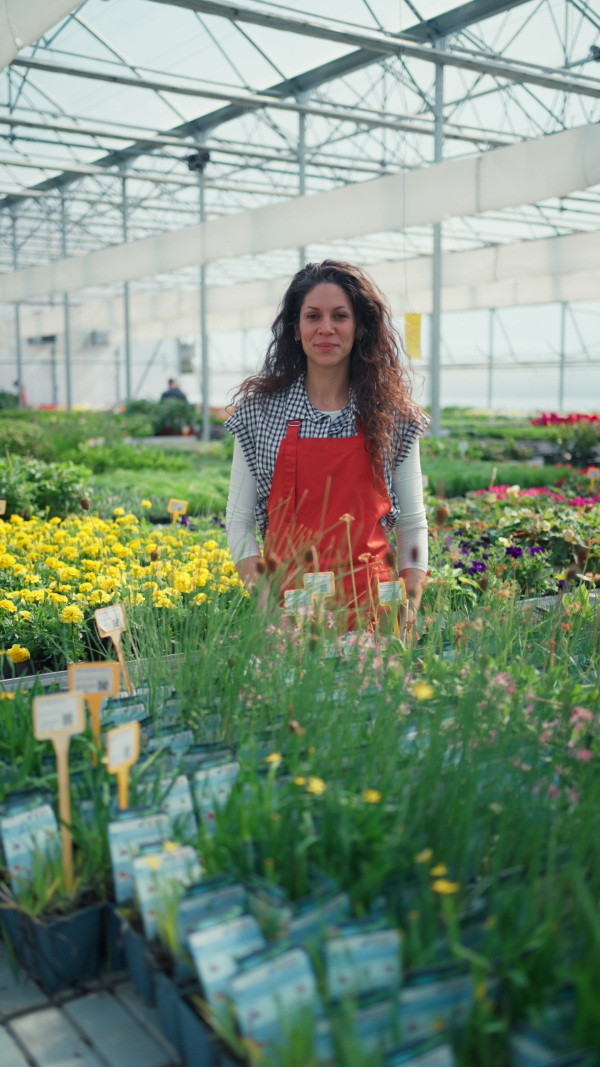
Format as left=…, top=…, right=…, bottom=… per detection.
left=234, top=260, right=423, bottom=468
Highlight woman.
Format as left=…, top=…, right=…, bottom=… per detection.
left=225, top=260, right=428, bottom=631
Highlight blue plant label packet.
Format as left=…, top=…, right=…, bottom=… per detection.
left=325, top=921, right=402, bottom=1000
left=386, top=1036, right=456, bottom=1067
left=510, top=1029, right=598, bottom=1067
left=230, top=945, right=318, bottom=1047
left=399, top=970, right=475, bottom=1042
left=107, top=809, right=170, bottom=903
left=0, top=801, right=60, bottom=894
left=193, top=759, right=240, bottom=830
left=178, top=877, right=247, bottom=945
left=352, top=995, right=399, bottom=1056
left=147, top=729, right=194, bottom=757
left=188, top=913, right=265, bottom=1006
left=161, top=775, right=197, bottom=837
left=288, top=891, right=351, bottom=946
left=132, top=844, right=202, bottom=940
left=247, top=876, right=294, bottom=936
left=102, top=695, right=149, bottom=728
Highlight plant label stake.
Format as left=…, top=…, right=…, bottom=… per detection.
left=68, top=661, right=120, bottom=760
left=378, top=579, right=406, bottom=639
left=0, top=500, right=6, bottom=517
left=284, top=589, right=311, bottom=614
left=167, top=498, right=188, bottom=524
left=586, top=467, right=599, bottom=492
left=94, top=604, right=133, bottom=695
left=304, top=571, right=335, bottom=623
left=106, top=721, right=140, bottom=811
left=32, top=692, right=85, bottom=891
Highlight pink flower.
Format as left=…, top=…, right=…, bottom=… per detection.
left=567, top=788, right=581, bottom=805
left=571, top=706, right=593, bottom=723
left=575, top=747, right=593, bottom=762
left=540, top=730, right=553, bottom=745
left=548, top=785, right=559, bottom=800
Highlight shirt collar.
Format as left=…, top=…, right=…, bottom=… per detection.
left=284, top=377, right=357, bottom=423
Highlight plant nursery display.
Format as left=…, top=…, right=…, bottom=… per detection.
left=0, top=479, right=598, bottom=1067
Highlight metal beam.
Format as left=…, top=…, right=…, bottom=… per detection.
left=0, top=0, right=535, bottom=211
left=8, top=57, right=512, bottom=146
left=149, top=0, right=600, bottom=97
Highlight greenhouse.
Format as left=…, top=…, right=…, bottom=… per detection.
left=0, top=1, right=599, bottom=1066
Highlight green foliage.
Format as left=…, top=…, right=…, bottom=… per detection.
left=0, top=391, right=18, bottom=410
left=0, top=457, right=91, bottom=518
left=90, top=463, right=230, bottom=517
left=76, top=443, right=192, bottom=475
left=0, top=419, right=55, bottom=461
left=153, top=398, right=197, bottom=436
left=422, top=460, right=566, bottom=498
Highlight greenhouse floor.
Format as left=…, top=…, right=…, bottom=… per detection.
left=0, top=942, right=180, bottom=1067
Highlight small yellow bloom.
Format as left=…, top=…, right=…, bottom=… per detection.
left=203, top=540, right=218, bottom=551
left=306, top=776, right=326, bottom=796
left=60, top=604, right=84, bottom=624
left=7, top=644, right=31, bottom=663
left=265, top=752, right=282, bottom=764
left=113, top=507, right=125, bottom=517
left=0, top=554, right=16, bottom=568
left=415, top=848, right=434, bottom=864
left=0, top=692, right=15, bottom=700
left=293, top=776, right=306, bottom=786
left=430, top=863, right=448, bottom=877
left=0, top=599, right=17, bottom=613
left=193, top=592, right=208, bottom=605
left=18, top=610, right=32, bottom=620
left=431, top=879, right=460, bottom=895
left=362, top=788, right=382, bottom=804
left=172, top=572, right=193, bottom=594
left=412, top=681, right=435, bottom=701
left=141, top=500, right=152, bottom=508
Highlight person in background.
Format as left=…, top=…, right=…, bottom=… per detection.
left=160, top=378, right=188, bottom=402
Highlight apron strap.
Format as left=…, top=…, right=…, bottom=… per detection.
left=282, top=420, right=300, bottom=523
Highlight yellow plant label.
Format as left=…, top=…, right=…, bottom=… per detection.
left=106, top=720, right=140, bottom=774
left=94, top=603, right=127, bottom=638
left=32, top=692, right=85, bottom=741
left=378, top=580, right=406, bottom=605
left=0, top=500, right=6, bottom=516
left=167, top=498, right=188, bottom=515
left=304, top=572, right=335, bottom=597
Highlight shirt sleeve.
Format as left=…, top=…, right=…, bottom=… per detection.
left=226, top=436, right=261, bottom=564
left=392, top=438, right=428, bottom=573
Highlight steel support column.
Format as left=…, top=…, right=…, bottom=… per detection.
left=61, top=197, right=72, bottom=410
left=121, top=175, right=132, bottom=402
left=487, top=308, right=494, bottom=409
left=298, top=107, right=307, bottom=269
left=10, top=213, right=23, bottom=409
left=430, top=43, right=445, bottom=437
left=559, top=302, right=567, bottom=410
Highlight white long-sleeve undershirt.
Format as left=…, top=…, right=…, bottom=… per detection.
left=226, top=415, right=428, bottom=573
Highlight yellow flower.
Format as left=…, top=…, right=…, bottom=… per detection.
left=430, top=863, right=448, bottom=877
left=306, top=776, right=326, bottom=796
left=7, top=644, right=31, bottom=663
left=79, top=582, right=94, bottom=593
left=18, top=610, right=32, bottom=620
left=60, top=604, right=84, bottom=624
left=203, top=540, right=218, bottom=551
left=0, top=554, right=16, bottom=568
left=0, top=692, right=15, bottom=700
left=431, top=879, right=460, bottom=895
left=293, top=776, right=306, bottom=786
left=0, top=599, right=17, bottom=613
left=415, top=848, right=434, bottom=864
left=412, top=681, right=435, bottom=701
left=113, top=507, right=125, bottom=517
left=141, top=500, right=152, bottom=508
left=265, top=752, right=282, bottom=765
left=362, top=788, right=382, bottom=804
left=172, top=572, right=193, bottom=594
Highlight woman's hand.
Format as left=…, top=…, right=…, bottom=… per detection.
left=400, top=568, right=427, bottom=642
left=237, top=555, right=263, bottom=589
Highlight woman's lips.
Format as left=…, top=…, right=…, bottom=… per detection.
left=315, top=343, right=336, bottom=349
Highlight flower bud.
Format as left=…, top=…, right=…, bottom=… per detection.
left=80, top=497, right=90, bottom=511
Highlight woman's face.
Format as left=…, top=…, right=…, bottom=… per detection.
left=296, top=282, right=356, bottom=375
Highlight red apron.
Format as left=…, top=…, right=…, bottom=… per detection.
left=264, top=419, right=393, bottom=628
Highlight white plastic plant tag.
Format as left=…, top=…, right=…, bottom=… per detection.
left=304, top=572, right=335, bottom=596
left=95, top=603, right=126, bottom=637
left=33, top=693, right=85, bottom=740
left=284, top=589, right=311, bottom=612
left=106, top=721, right=140, bottom=773
left=189, top=914, right=265, bottom=1005
left=167, top=498, right=188, bottom=515
left=379, top=580, right=406, bottom=605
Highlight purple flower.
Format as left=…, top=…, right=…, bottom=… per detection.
left=529, top=546, right=545, bottom=555
left=454, top=561, right=464, bottom=569
left=505, top=546, right=523, bottom=559
left=467, top=561, right=487, bottom=575
left=460, top=546, right=469, bottom=556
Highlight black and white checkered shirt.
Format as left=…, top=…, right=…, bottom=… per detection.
left=225, top=376, right=428, bottom=536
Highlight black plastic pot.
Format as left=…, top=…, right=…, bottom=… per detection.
left=178, top=993, right=223, bottom=1067
left=0, top=900, right=103, bottom=992
left=104, top=901, right=127, bottom=972
left=121, top=915, right=158, bottom=1004
left=155, top=971, right=189, bottom=1056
